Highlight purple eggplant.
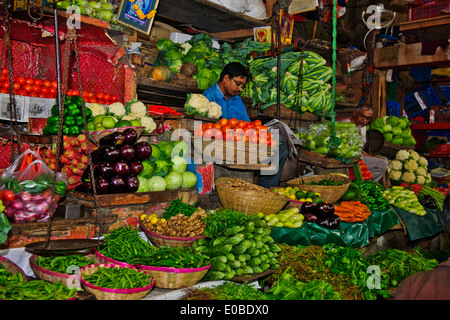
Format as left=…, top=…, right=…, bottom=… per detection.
left=129, top=160, right=143, bottom=176
left=95, top=162, right=114, bottom=178
left=125, top=175, right=139, bottom=193
left=113, top=160, right=130, bottom=176
left=304, top=213, right=318, bottom=223
left=314, top=202, right=335, bottom=219
left=123, top=128, right=138, bottom=145
left=133, top=141, right=152, bottom=161
left=109, top=175, right=125, bottom=193
left=95, top=177, right=110, bottom=194
left=99, top=145, right=120, bottom=162
left=120, top=144, right=135, bottom=161
left=301, top=201, right=315, bottom=214
left=99, top=131, right=125, bottom=147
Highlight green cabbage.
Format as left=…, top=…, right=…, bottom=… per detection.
left=148, top=176, right=166, bottom=191
left=150, top=145, right=160, bottom=161
left=140, top=160, right=155, bottom=179
left=157, top=142, right=173, bottom=160
left=154, top=160, right=171, bottom=177
left=136, top=176, right=150, bottom=192
left=172, top=141, right=189, bottom=158
left=171, top=156, right=187, bottom=174
left=165, top=171, right=182, bottom=190
left=181, top=171, right=197, bottom=189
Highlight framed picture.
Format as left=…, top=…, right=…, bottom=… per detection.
left=279, top=10, right=294, bottom=46
left=117, top=0, right=160, bottom=34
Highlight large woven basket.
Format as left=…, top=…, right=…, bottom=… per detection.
left=135, top=264, right=210, bottom=289
left=139, top=220, right=205, bottom=248
left=0, top=256, right=27, bottom=279
left=298, top=148, right=356, bottom=168
left=215, top=177, right=289, bottom=215
left=80, top=263, right=155, bottom=300
left=29, top=254, right=94, bottom=286
left=286, top=174, right=351, bottom=204
left=93, top=249, right=135, bottom=268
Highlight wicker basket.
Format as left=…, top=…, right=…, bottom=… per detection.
left=29, top=254, right=94, bottom=286
left=286, top=174, right=351, bottom=204
left=215, top=177, right=289, bottom=215
left=135, top=264, right=210, bottom=289
left=80, top=263, right=155, bottom=300
left=139, top=220, right=205, bottom=247
left=285, top=199, right=305, bottom=210
left=298, top=148, right=356, bottom=168
left=87, top=126, right=146, bottom=145
left=0, top=256, right=27, bottom=279
left=94, top=249, right=134, bottom=268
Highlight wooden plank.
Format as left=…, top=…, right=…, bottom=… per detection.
left=399, top=16, right=450, bottom=31
left=211, top=28, right=255, bottom=41
left=374, top=43, right=450, bottom=70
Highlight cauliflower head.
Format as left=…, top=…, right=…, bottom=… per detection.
left=401, top=171, right=416, bottom=184
left=129, top=101, right=148, bottom=118
left=140, top=116, right=157, bottom=133
left=416, top=166, right=427, bottom=177
left=108, top=102, right=126, bottom=119
left=416, top=175, right=426, bottom=185
left=87, top=103, right=106, bottom=117
left=425, top=173, right=432, bottom=184
left=395, top=150, right=410, bottom=161
left=408, top=150, right=420, bottom=161
left=389, top=170, right=402, bottom=181
left=208, top=101, right=222, bottom=119
left=404, top=159, right=419, bottom=172
left=418, top=156, right=428, bottom=168
left=388, top=160, right=402, bottom=171
left=185, top=94, right=210, bottom=116
left=121, top=114, right=137, bottom=121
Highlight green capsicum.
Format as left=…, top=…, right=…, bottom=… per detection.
left=55, top=181, right=68, bottom=196
left=68, top=125, right=80, bottom=136
left=63, top=115, right=75, bottom=127
left=43, top=124, right=58, bottom=136
left=74, top=115, right=84, bottom=127
left=70, top=95, right=82, bottom=106
left=66, top=103, right=81, bottom=116
left=46, top=115, right=59, bottom=126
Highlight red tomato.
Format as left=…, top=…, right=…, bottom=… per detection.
left=66, top=90, right=73, bottom=97
left=233, top=134, right=242, bottom=142
left=249, top=134, right=259, bottom=144
left=1, top=68, right=8, bottom=76
left=2, top=82, right=10, bottom=89
left=221, top=124, right=231, bottom=132
left=219, top=118, right=228, bottom=127
left=203, top=128, right=214, bottom=140
left=95, top=92, right=104, bottom=100
left=16, top=89, right=27, bottom=96
left=0, top=87, right=8, bottom=94
left=3, top=190, right=15, bottom=202
left=38, top=93, right=46, bottom=98
left=242, top=135, right=249, bottom=143
left=205, top=123, right=214, bottom=130
left=237, top=120, right=247, bottom=128
left=244, top=122, right=254, bottom=129
left=228, top=118, right=238, bottom=129
left=87, top=92, right=94, bottom=98
left=233, top=128, right=244, bottom=136
left=25, top=77, right=34, bottom=85
left=50, top=80, right=58, bottom=88
left=259, top=137, right=267, bottom=145
left=212, top=123, right=222, bottom=130
left=71, top=89, right=80, bottom=96
left=29, top=91, right=37, bottom=97
left=32, top=85, right=41, bottom=93
left=267, top=139, right=276, bottom=147
left=23, top=84, right=33, bottom=92
left=13, top=82, right=21, bottom=90
left=223, top=130, right=233, bottom=141
left=15, top=76, right=26, bottom=85
left=252, top=119, right=262, bottom=126
left=41, top=87, right=49, bottom=95
left=49, top=87, right=57, bottom=95
left=243, top=128, right=256, bottom=136
left=42, top=80, right=51, bottom=88
left=103, top=93, right=111, bottom=101
left=33, top=79, right=42, bottom=87
left=110, top=95, right=118, bottom=102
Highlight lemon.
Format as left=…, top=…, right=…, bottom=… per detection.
left=150, top=216, right=158, bottom=224
left=305, top=198, right=313, bottom=202
left=140, top=214, right=146, bottom=221
left=289, top=194, right=296, bottom=200
left=160, top=218, right=166, bottom=223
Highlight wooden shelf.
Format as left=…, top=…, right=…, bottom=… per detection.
left=398, top=16, right=450, bottom=31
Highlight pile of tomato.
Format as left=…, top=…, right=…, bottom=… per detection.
left=0, top=69, right=119, bottom=104
left=193, top=118, right=276, bottom=146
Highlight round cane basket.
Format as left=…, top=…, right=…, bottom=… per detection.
left=80, top=263, right=155, bottom=300
left=93, top=249, right=134, bottom=268
left=139, top=220, right=205, bottom=248
left=0, top=256, right=27, bottom=279
left=215, top=177, right=289, bottom=215
left=135, top=264, right=211, bottom=289
left=286, top=174, right=351, bottom=204
left=29, top=254, right=94, bottom=286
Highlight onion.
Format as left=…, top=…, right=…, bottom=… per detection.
left=4, top=207, right=14, bottom=218
left=23, top=202, right=37, bottom=213
left=10, top=200, right=23, bottom=210
left=20, top=192, right=32, bottom=203
left=31, top=194, right=45, bottom=202
left=35, top=201, right=49, bottom=215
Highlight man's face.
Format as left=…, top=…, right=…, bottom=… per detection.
left=353, top=109, right=373, bottom=127
left=224, top=75, right=247, bottom=97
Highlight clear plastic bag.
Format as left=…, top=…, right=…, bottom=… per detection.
left=0, top=149, right=68, bottom=223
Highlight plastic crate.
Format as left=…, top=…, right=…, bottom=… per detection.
left=439, top=84, right=450, bottom=105
left=403, top=83, right=444, bottom=117
left=408, top=0, right=450, bottom=21
left=430, top=143, right=450, bottom=155
left=387, top=101, right=401, bottom=117
left=429, top=105, right=450, bottom=123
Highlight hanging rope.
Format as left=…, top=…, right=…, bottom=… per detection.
left=327, top=0, right=341, bottom=151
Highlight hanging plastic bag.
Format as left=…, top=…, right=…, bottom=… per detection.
left=0, top=149, right=68, bottom=223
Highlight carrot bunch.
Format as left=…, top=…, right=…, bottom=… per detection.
left=334, top=201, right=372, bottom=223
left=39, top=134, right=97, bottom=190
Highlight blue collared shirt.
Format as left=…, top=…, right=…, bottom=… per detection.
left=202, top=83, right=250, bottom=121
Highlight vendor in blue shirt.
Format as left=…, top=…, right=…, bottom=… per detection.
left=202, top=62, right=250, bottom=121
left=203, top=62, right=288, bottom=189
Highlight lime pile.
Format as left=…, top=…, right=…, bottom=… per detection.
left=272, top=186, right=324, bottom=203
left=87, top=114, right=142, bottom=132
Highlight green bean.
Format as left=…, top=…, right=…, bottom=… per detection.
left=83, top=267, right=151, bottom=289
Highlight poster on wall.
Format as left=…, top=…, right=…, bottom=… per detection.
left=117, top=0, right=160, bottom=34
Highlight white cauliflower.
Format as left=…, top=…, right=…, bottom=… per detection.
left=389, top=170, right=402, bottom=181
left=87, top=103, right=106, bottom=117
left=401, top=171, right=416, bottom=184
left=404, top=159, right=419, bottom=172
left=416, top=175, right=426, bottom=185
left=388, top=160, right=403, bottom=171
left=140, top=116, right=157, bottom=133
left=208, top=101, right=222, bottom=119
left=416, top=166, right=427, bottom=177
left=425, top=173, right=432, bottom=184
left=129, top=101, right=148, bottom=118
left=184, top=93, right=210, bottom=116
left=121, top=114, right=137, bottom=121
left=396, top=149, right=410, bottom=161
left=418, top=156, right=428, bottom=168
left=408, top=150, right=420, bottom=161
left=108, top=102, right=126, bottom=119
